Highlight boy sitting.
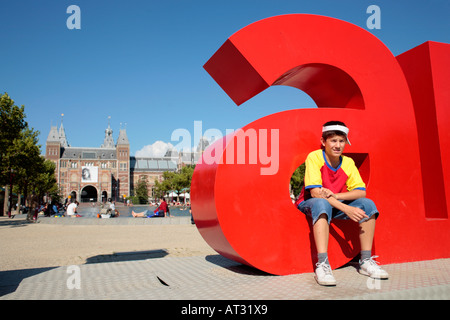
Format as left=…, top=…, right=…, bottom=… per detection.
left=295, top=121, right=389, bottom=286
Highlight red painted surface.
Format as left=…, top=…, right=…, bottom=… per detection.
left=192, top=14, right=450, bottom=275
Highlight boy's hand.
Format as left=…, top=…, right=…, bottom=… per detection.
left=320, top=188, right=336, bottom=199
left=343, top=205, right=369, bottom=222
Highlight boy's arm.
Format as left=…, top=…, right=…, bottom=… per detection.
left=311, top=188, right=369, bottom=222
left=316, top=187, right=365, bottom=201
left=331, top=189, right=366, bottom=201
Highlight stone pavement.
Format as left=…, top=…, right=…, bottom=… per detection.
left=37, top=215, right=193, bottom=225
left=1, top=215, right=449, bottom=300
left=1, top=254, right=449, bottom=300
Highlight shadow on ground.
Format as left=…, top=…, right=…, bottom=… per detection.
left=0, top=249, right=169, bottom=297
left=0, top=267, right=56, bottom=297
left=205, top=254, right=273, bottom=276
left=85, top=249, right=169, bottom=264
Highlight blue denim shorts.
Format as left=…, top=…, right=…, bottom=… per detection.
left=297, top=197, right=379, bottom=225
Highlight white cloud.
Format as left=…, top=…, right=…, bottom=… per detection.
left=135, top=141, right=174, bottom=158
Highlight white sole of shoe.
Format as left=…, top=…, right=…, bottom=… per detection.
left=314, top=275, right=337, bottom=286
left=358, top=269, right=389, bottom=279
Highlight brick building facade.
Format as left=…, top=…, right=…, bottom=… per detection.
left=45, top=121, right=189, bottom=203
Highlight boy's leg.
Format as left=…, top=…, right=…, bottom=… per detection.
left=299, top=198, right=333, bottom=257
left=359, top=215, right=376, bottom=252
left=314, top=214, right=330, bottom=255
left=333, top=198, right=378, bottom=253
left=298, top=198, right=336, bottom=285
left=313, top=215, right=336, bottom=285
left=358, top=216, right=389, bottom=279
left=347, top=199, right=389, bottom=279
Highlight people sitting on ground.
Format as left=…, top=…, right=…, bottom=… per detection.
left=161, top=197, right=170, bottom=217
left=109, top=200, right=120, bottom=217
left=52, top=201, right=59, bottom=215
left=38, top=203, right=49, bottom=217
left=132, top=197, right=170, bottom=218
left=67, top=199, right=81, bottom=218
left=97, top=198, right=120, bottom=218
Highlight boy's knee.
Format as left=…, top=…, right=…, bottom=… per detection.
left=314, top=198, right=332, bottom=211
left=356, top=198, right=379, bottom=220
left=311, top=198, right=332, bottom=224
left=361, top=198, right=375, bottom=205
left=361, top=198, right=377, bottom=211
left=298, top=198, right=332, bottom=224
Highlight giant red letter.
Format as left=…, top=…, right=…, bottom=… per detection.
left=192, top=14, right=450, bottom=275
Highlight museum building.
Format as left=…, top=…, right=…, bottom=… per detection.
left=44, top=121, right=198, bottom=203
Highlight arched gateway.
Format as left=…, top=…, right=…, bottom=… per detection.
left=81, top=185, right=98, bottom=203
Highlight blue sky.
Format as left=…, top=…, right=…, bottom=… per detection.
left=1, top=0, right=449, bottom=156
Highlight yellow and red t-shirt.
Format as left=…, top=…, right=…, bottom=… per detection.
left=295, top=149, right=366, bottom=206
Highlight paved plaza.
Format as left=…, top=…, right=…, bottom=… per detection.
left=1, top=215, right=449, bottom=301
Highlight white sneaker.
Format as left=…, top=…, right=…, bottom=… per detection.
left=359, top=256, right=389, bottom=279
left=315, top=261, right=337, bottom=286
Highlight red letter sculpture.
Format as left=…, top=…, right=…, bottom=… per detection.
left=191, top=14, right=450, bottom=275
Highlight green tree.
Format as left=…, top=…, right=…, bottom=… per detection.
left=154, top=165, right=195, bottom=201
left=1, top=93, right=60, bottom=210
left=31, top=159, right=59, bottom=201
left=177, top=166, right=194, bottom=189
left=11, top=127, right=45, bottom=204
left=0, top=93, right=27, bottom=186
left=135, top=178, right=149, bottom=204
left=290, top=163, right=306, bottom=197
left=154, top=171, right=176, bottom=199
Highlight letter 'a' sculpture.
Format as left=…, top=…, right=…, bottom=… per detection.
left=191, top=14, right=450, bottom=275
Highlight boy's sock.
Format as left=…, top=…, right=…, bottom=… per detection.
left=317, top=252, right=329, bottom=265
left=360, top=250, right=371, bottom=262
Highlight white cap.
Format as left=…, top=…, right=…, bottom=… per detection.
left=322, top=125, right=351, bottom=145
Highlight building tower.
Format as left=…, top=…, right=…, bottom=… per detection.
left=101, top=116, right=115, bottom=148
left=58, top=114, right=69, bottom=148
left=116, top=127, right=130, bottom=199
left=45, top=125, right=61, bottom=179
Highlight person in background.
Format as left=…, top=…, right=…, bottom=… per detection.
left=132, top=197, right=170, bottom=218
left=67, top=199, right=78, bottom=217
